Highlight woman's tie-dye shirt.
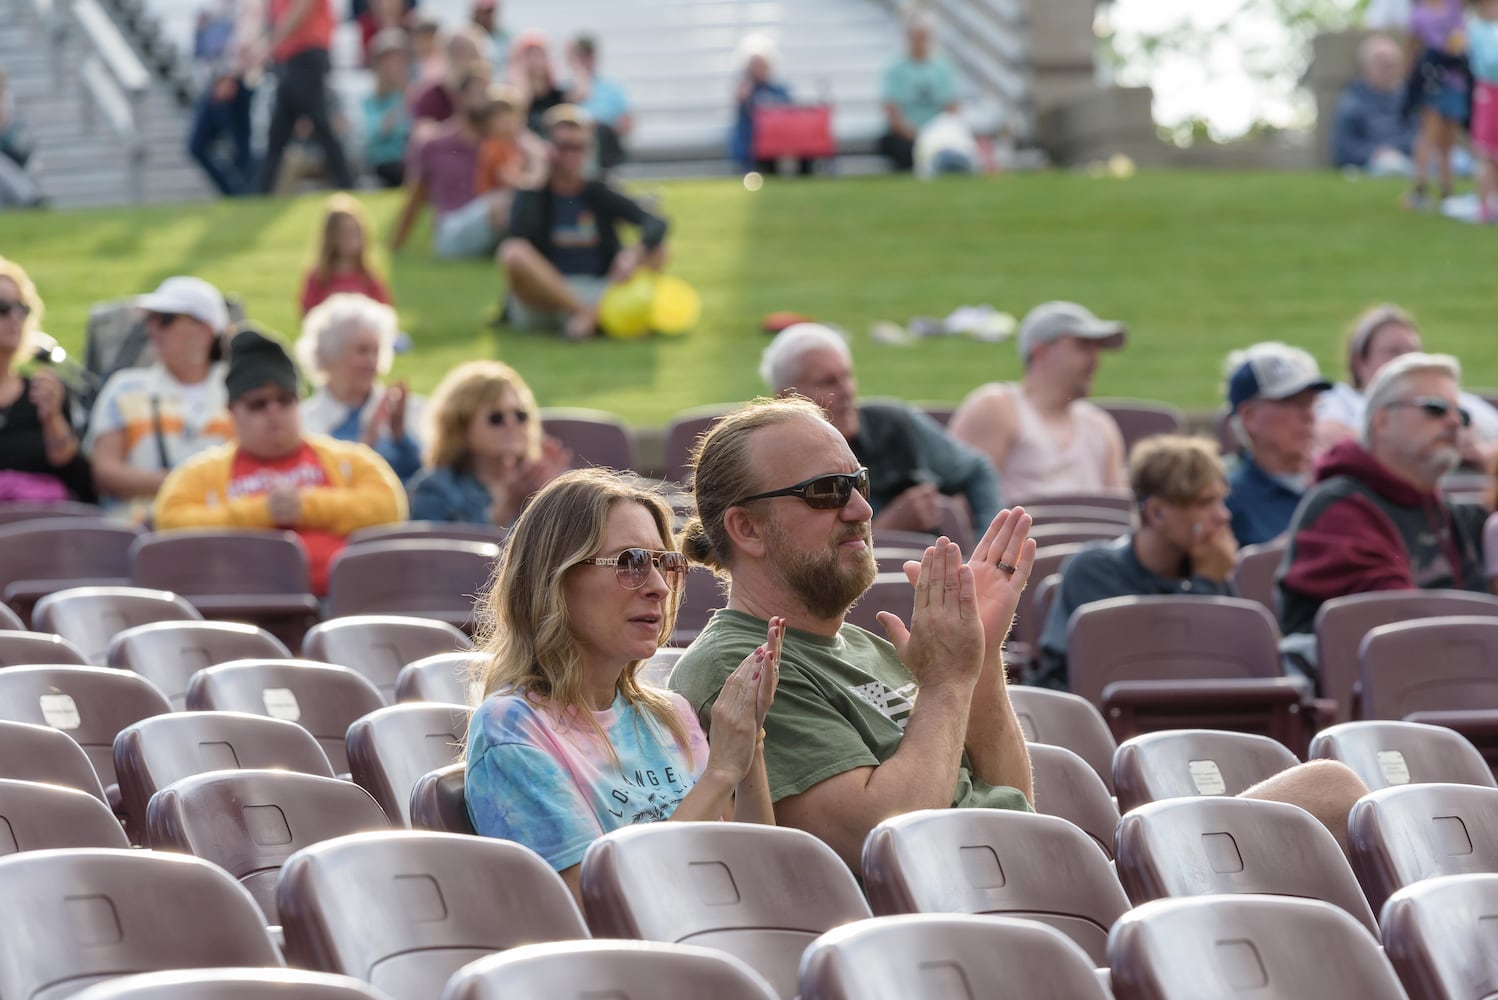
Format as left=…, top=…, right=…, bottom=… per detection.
left=465, top=689, right=711, bottom=870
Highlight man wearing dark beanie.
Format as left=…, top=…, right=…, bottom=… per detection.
left=154, top=326, right=406, bottom=593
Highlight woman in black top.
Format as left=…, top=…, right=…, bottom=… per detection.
left=0, top=257, right=93, bottom=502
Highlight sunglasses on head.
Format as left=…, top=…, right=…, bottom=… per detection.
left=240, top=390, right=298, bottom=414
left=735, top=467, right=871, bottom=511
left=0, top=300, right=31, bottom=319
left=577, top=548, right=687, bottom=591
left=486, top=408, right=529, bottom=426
left=1388, top=396, right=1471, bottom=427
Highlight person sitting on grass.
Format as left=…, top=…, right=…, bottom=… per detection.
left=300, top=194, right=392, bottom=315
left=465, top=468, right=783, bottom=904
left=498, top=105, right=668, bottom=340
left=408, top=360, right=571, bottom=526
left=154, top=327, right=407, bottom=595
left=296, top=293, right=422, bottom=481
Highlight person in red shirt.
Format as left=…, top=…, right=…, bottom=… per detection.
left=254, top=0, right=355, bottom=193
left=154, top=327, right=406, bottom=594
left=301, top=194, right=393, bottom=315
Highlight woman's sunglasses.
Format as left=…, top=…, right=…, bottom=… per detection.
left=577, top=548, right=687, bottom=591
left=734, top=467, right=871, bottom=511
left=0, top=300, right=32, bottom=319
left=486, top=409, right=530, bottom=426
left=1387, top=396, right=1472, bottom=428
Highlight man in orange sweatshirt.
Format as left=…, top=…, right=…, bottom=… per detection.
left=154, top=326, right=406, bottom=593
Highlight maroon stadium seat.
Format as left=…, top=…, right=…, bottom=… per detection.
left=1020, top=491, right=1133, bottom=512
left=800, top=914, right=1111, bottom=1000
left=395, top=651, right=479, bottom=705
left=581, top=822, right=871, bottom=999
left=0, top=778, right=129, bottom=854
left=664, top=405, right=732, bottom=485
left=185, top=659, right=386, bottom=774
left=669, top=566, right=726, bottom=646
left=1309, top=720, right=1496, bottom=791
left=325, top=540, right=499, bottom=632
left=409, top=762, right=475, bottom=835
left=539, top=407, right=638, bottom=472
left=1381, top=873, right=1498, bottom=1000
left=1347, top=782, right=1498, bottom=914
left=346, top=703, right=469, bottom=826
left=1231, top=539, right=1286, bottom=617
left=1313, top=590, right=1498, bottom=724
left=1009, top=686, right=1117, bottom=791
left=114, top=711, right=336, bottom=845
left=71, top=968, right=393, bottom=1000
left=146, top=769, right=392, bottom=922
left=0, top=718, right=108, bottom=801
left=106, top=620, right=292, bottom=710
left=443, top=941, right=779, bottom=1000
left=279, top=831, right=590, bottom=1000
left=0, top=517, right=139, bottom=625
left=1027, top=742, right=1122, bottom=861
left=1115, top=797, right=1379, bottom=933
left=304, top=615, right=472, bottom=702
left=0, top=848, right=283, bottom=999
left=1359, top=616, right=1498, bottom=720
left=1113, top=729, right=1300, bottom=814
left=862, top=809, right=1128, bottom=965
left=0, top=602, right=21, bottom=631
left=0, top=628, right=87, bottom=666
left=841, top=574, right=914, bottom=635
left=33, top=585, right=202, bottom=665
left=1108, top=895, right=1408, bottom=1000
left=345, top=522, right=508, bottom=547
left=1023, top=505, right=1133, bottom=527
left=1094, top=399, right=1187, bottom=456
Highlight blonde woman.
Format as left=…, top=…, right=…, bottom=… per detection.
left=408, top=360, right=570, bottom=525
left=0, top=257, right=93, bottom=502
left=465, top=468, right=783, bottom=902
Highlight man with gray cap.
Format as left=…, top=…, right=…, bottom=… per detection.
left=1223, top=342, right=1332, bottom=546
left=86, top=276, right=236, bottom=518
left=950, top=301, right=1128, bottom=503
left=155, top=326, right=405, bottom=594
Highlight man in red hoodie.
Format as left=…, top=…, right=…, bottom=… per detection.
left=1278, top=352, right=1487, bottom=637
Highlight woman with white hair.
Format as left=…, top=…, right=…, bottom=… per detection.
left=296, top=292, right=423, bottom=481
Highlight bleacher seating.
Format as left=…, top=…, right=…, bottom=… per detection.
left=345, top=702, right=470, bottom=826
left=72, top=968, right=396, bottom=1000
left=33, top=585, right=202, bottom=665
left=107, top=620, right=294, bottom=710
left=1347, top=782, right=1498, bottom=914
left=443, top=940, right=779, bottom=1000
left=1310, top=720, right=1498, bottom=791
left=0, top=777, right=131, bottom=853
left=304, top=615, right=473, bottom=702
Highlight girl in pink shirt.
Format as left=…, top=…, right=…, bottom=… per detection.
left=300, top=194, right=392, bottom=316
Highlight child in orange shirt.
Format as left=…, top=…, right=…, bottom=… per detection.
left=475, top=85, right=530, bottom=195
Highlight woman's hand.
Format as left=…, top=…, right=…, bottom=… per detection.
left=28, top=370, right=65, bottom=423
left=706, top=616, right=785, bottom=784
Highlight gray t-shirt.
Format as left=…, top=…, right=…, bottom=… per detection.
left=670, top=608, right=1030, bottom=812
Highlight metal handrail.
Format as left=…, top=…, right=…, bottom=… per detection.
left=72, top=0, right=151, bottom=202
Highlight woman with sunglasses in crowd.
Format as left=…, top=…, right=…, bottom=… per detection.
left=466, top=467, right=784, bottom=902
left=408, top=359, right=571, bottom=525
left=0, top=257, right=94, bottom=503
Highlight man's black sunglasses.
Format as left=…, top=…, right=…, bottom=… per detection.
left=1387, top=396, right=1472, bottom=428
left=734, top=468, right=870, bottom=510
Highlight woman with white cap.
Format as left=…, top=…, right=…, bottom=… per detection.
left=85, top=275, right=234, bottom=518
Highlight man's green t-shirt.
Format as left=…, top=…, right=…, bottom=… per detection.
left=882, top=55, right=960, bottom=131
left=669, top=608, right=1030, bottom=813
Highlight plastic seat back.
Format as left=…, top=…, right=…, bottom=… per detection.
left=1107, top=895, right=1409, bottom=1000
left=395, top=652, right=479, bottom=705
left=325, top=541, right=500, bottom=632
left=0, top=848, right=281, bottom=1000
left=72, top=968, right=394, bottom=1000
left=538, top=407, right=637, bottom=472
left=1009, top=686, right=1117, bottom=791
left=0, top=628, right=88, bottom=667
left=1348, top=782, right=1498, bottom=913
left=1310, top=720, right=1496, bottom=791
left=408, top=762, right=476, bottom=835
left=280, top=831, right=590, bottom=1000
left=114, top=711, right=336, bottom=844
left=106, top=620, right=292, bottom=710
left=1113, top=729, right=1301, bottom=814
left=1381, top=873, right=1498, bottom=1000
left=800, top=913, right=1112, bottom=1000
left=0, top=665, right=171, bottom=791
left=442, top=940, right=779, bottom=1000
left=581, top=822, right=872, bottom=999
left=1115, top=796, right=1379, bottom=933
left=0, top=719, right=108, bottom=801
left=304, top=615, right=472, bottom=701
left=0, top=778, right=128, bottom=854
left=33, top=586, right=202, bottom=665
left=185, top=659, right=387, bottom=774
left=1360, top=616, right=1498, bottom=719
left=1028, top=742, right=1123, bottom=861
left=346, top=703, right=469, bottom=826
left=862, top=809, right=1128, bottom=965
left=147, top=769, right=392, bottom=923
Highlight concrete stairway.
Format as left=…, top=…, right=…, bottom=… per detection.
left=1, top=0, right=213, bottom=208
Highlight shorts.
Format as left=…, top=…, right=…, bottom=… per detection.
left=433, top=196, right=501, bottom=259
left=1473, top=81, right=1498, bottom=161
left=506, top=275, right=610, bottom=331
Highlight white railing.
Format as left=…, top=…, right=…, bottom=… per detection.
left=71, top=0, right=151, bottom=201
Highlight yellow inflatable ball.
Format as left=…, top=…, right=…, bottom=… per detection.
left=598, top=273, right=657, bottom=339
left=650, top=275, right=702, bottom=336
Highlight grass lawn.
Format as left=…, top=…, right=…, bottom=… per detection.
left=7, top=170, right=1495, bottom=426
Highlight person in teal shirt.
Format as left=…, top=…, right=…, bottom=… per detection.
left=879, top=13, right=959, bottom=171
left=361, top=30, right=412, bottom=187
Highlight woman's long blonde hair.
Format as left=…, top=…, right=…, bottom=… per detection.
left=0, top=256, right=43, bottom=360
left=469, top=467, right=693, bottom=763
left=311, top=193, right=382, bottom=285
left=424, top=360, right=542, bottom=471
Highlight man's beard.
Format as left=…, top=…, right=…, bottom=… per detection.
left=765, top=517, right=878, bottom=619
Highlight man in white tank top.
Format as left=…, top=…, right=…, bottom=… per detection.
left=949, top=301, right=1129, bottom=504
